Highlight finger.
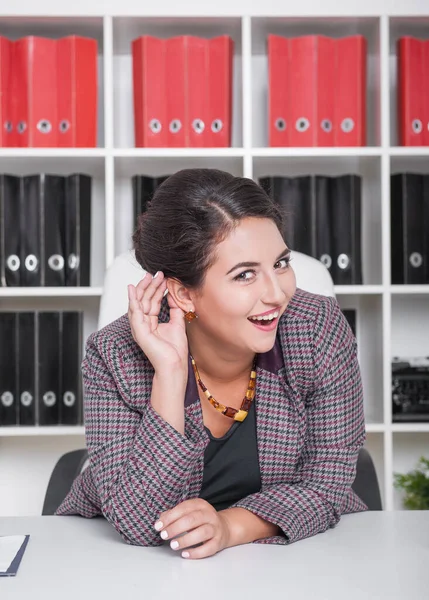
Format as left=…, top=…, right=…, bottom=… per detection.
left=141, top=271, right=165, bottom=314
left=128, top=285, right=150, bottom=332
left=158, top=510, right=207, bottom=542
left=168, top=524, right=214, bottom=553
left=150, top=278, right=168, bottom=313
left=136, top=273, right=152, bottom=302
left=181, top=538, right=220, bottom=560
left=156, top=499, right=205, bottom=531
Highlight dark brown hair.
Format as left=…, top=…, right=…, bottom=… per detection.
left=133, top=168, right=284, bottom=290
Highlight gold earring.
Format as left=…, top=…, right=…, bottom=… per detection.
left=184, top=310, right=198, bottom=323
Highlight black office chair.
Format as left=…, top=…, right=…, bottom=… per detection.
left=42, top=448, right=89, bottom=516
left=42, top=446, right=382, bottom=515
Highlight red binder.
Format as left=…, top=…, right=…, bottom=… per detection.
left=317, top=36, right=335, bottom=147
left=268, top=35, right=290, bottom=147
left=424, top=41, right=429, bottom=146
left=289, top=36, right=318, bottom=146
left=186, top=37, right=208, bottom=147
left=13, top=37, right=57, bottom=147
left=334, top=36, right=366, bottom=146
left=56, top=36, right=98, bottom=147
left=0, top=37, right=13, bottom=147
left=207, top=36, right=233, bottom=147
left=132, top=36, right=167, bottom=147
left=397, top=37, right=426, bottom=146
left=165, top=37, right=186, bottom=147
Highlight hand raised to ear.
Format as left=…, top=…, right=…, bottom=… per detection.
left=128, top=271, right=188, bottom=372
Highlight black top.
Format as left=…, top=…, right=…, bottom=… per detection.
left=199, top=400, right=262, bottom=511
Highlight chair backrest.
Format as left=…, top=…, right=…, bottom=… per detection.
left=98, top=249, right=335, bottom=330
left=42, top=446, right=382, bottom=515
left=42, top=449, right=89, bottom=516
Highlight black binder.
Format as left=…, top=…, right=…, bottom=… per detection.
left=314, top=176, right=335, bottom=280
left=59, top=312, right=83, bottom=425
left=258, top=176, right=314, bottom=255
left=17, top=312, right=37, bottom=426
left=330, top=175, right=363, bottom=285
left=65, top=174, right=92, bottom=286
left=42, top=175, right=66, bottom=286
left=391, top=173, right=429, bottom=284
left=132, top=175, right=170, bottom=230
left=0, top=175, right=21, bottom=287
left=0, top=312, right=18, bottom=426
left=37, top=312, right=60, bottom=425
left=21, top=176, right=42, bottom=286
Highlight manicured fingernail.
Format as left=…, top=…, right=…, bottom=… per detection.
left=153, top=271, right=160, bottom=278
left=160, top=530, right=169, bottom=540
left=170, top=540, right=179, bottom=550
left=182, top=551, right=190, bottom=558
left=154, top=521, right=163, bottom=531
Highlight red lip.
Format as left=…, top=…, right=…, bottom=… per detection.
left=248, top=316, right=279, bottom=332
left=248, top=306, right=281, bottom=318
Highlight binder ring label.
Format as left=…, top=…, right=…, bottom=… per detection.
left=25, top=255, right=39, bottom=272
left=17, top=121, right=27, bottom=134
left=59, top=120, right=70, bottom=133
left=338, top=253, right=351, bottom=270
left=68, top=254, right=80, bottom=270
left=169, top=119, right=182, bottom=133
left=409, top=252, right=423, bottom=268
left=149, top=119, right=162, bottom=134
left=320, top=254, right=332, bottom=269
left=4, top=120, right=13, bottom=133
left=275, top=118, right=286, bottom=131
left=296, top=118, right=310, bottom=132
left=211, top=119, right=223, bottom=133
left=20, top=392, right=33, bottom=407
left=37, top=119, right=52, bottom=134
left=321, top=119, right=332, bottom=132
left=63, top=392, right=76, bottom=407
left=1, top=391, right=14, bottom=407
left=48, top=254, right=65, bottom=272
left=341, top=118, right=355, bottom=133
left=43, top=391, right=57, bottom=407
left=6, top=255, right=20, bottom=272
left=192, top=119, right=205, bottom=134
left=412, top=119, right=423, bottom=134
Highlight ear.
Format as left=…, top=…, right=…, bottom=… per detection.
left=166, top=278, right=196, bottom=314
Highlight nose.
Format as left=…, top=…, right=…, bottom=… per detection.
left=261, top=271, right=287, bottom=306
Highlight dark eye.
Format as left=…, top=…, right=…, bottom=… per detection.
left=233, top=270, right=255, bottom=282
left=275, top=256, right=291, bottom=269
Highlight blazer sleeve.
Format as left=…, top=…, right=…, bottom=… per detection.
left=58, top=333, right=207, bottom=546
left=229, top=296, right=367, bottom=545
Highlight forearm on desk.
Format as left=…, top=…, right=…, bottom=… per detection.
left=220, top=507, right=280, bottom=547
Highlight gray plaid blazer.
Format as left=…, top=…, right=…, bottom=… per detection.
left=56, top=287, right=368, bottom=545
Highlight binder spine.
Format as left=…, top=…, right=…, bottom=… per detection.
left=0, top=175, right=21, bottom=287
left=59, top=311, right=83, bottom=425
left=17, top=312, right=36, bottom=426
left=37, top=311, right=60, bottom=426
left=0, top=312, right=18, bottom=426
left=43, top=175, right=66, bottom=286
left=21, top=176, right=42, bottom=286
left=65, top=174, right=92, bottom=286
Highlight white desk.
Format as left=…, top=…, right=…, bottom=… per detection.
left=1, top=512, right=428, bottom=600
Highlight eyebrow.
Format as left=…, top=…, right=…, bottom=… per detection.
left=226, top=247, right=291, bottom=275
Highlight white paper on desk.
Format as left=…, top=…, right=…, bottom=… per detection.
left=0, top=536, right=26, bottom=573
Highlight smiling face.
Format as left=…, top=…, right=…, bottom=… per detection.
left=189, top=217, right=297, bottom=355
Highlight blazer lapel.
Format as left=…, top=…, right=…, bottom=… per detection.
left=255, top=338, right=307, bottom=489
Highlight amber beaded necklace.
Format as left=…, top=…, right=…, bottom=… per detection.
left=190, top=355, right=257, bottom=422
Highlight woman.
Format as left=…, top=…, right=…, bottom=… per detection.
left=57, top=168, right=367, bottom=559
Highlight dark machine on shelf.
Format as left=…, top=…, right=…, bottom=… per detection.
left=392, top=357, right=429, bottom=422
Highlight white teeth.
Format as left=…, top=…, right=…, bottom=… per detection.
left=249, top=310, right=279, bottom=322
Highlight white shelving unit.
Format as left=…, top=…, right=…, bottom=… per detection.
left=0, top=0, right=428, bottom=517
